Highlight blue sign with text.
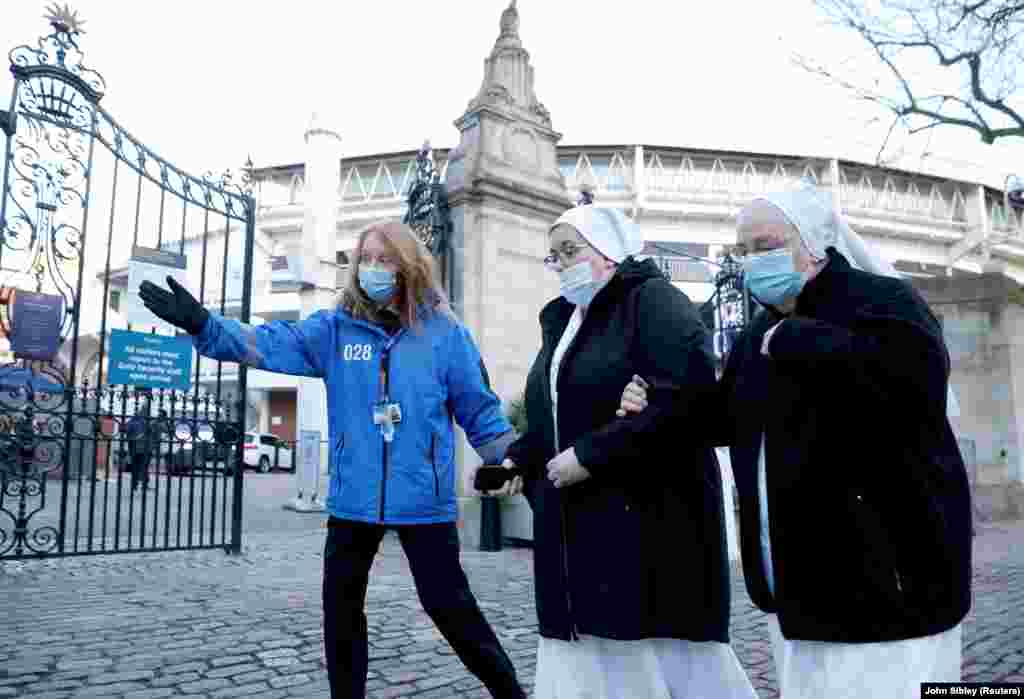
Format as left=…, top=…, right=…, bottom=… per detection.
left=107, top=329, right=192, bottom=391
left=10, top=290, right=64, bottom=361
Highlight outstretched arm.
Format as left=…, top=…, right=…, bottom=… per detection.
left=193, top=312, right=332, bottom=378
left=140, top=276, right=331, bottom=378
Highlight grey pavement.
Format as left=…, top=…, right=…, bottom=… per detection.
left=1, top=471, right=1022, bottom=698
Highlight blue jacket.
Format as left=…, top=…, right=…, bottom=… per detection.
left=193, top=307, right=514, bottom=524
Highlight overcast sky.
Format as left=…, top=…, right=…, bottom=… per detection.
left=1, top=1, right=1021, bottom=190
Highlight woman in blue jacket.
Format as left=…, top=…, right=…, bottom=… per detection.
left=139, top=221, right=525, bottom=699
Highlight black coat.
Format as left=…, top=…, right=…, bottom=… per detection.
left=505, top=258, right=730, bottom=643
left=707, top=249, right=972, bottom=643
left=127, top=416, right=154, bottom=458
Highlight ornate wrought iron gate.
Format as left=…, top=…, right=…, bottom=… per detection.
left=403, top=140, right=452, bottom=295
left=647, top=243, right=752, bottom=364
left=707, top=254, right=751, bottom=363
left=0, top=10, right=254, bottom=559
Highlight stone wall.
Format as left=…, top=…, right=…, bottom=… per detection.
left=911, top=273, right=1024, bottom=521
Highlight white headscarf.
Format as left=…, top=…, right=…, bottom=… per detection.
left=750, top=181, right=899, bottom=277
left=550, top=205, right=644, bottom=263
left=741, top=182, right=960, bottom=419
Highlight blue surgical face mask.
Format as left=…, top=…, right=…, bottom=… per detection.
left=743, top=248, right=806, bottom=306
left=358, top=266, right=397, bottom=303
left=559, top=260, right=607, bottom=307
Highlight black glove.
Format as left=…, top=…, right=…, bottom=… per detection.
left=138, top=276, right=209, bottom=336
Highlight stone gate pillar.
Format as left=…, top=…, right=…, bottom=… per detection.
left=446, top=1, right=569, bottom=547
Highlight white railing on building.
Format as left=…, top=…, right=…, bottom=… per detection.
left=249, top=145, right=1023, bottom=247
left=641, top=151, right=821, bottom=202
left=837, top=166, right=970, bottom=225
left=987, top=195, right=1024, bottom=237
left=251, top=152, right=451, bottom=212
left=558, top=150, right=634, bottom=196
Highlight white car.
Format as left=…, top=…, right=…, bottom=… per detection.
left=242, top=432, right=293, bottom=473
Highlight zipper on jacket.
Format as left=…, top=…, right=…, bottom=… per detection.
left=377, top=331, right=405, bottom=523
left=430, top=433, right=440, bottom=497
left=379, top=349, right=391, bottom=522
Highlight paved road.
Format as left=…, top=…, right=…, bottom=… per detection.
left=2, top=466, right=320, bottom=557
left=1, top=478, right=1022, bottom=698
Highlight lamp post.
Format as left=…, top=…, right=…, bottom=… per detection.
left=1006, top=174, right=1024, bottom=211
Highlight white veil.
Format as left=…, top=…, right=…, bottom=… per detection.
left=746, top=181, right=960, bottom=419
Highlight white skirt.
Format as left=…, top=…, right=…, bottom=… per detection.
left=533, top=633, right=758, bottom=699
left=767, top=615, right=962, bottom=699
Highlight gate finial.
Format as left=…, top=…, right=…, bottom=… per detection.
left=44, top=3, right=87, bottom=35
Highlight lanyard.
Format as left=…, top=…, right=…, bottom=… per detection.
left=378, top=330, right=405, bottom=402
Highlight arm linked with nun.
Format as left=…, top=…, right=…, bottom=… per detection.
left=572, top=279, right=719, bottom=477
left=443, top=323, right=516, bottom=462
left=505, top=420, right=546, bottom=484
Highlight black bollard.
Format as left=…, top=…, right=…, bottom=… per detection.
left=479, top=495, right=502, bottom=551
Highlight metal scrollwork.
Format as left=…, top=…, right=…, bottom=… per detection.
left=0, top=8, right=254, bottom=559
left=643, top=241, right=751, bottom=363
left=709, top=253, right=750, bottom=362
left=0, top=406, right=63, bottom=556
left=403, top=140, right=452, bottom=267
left=89, top=110, right=253, bottom=222
left=9, top=4, right=105, bottom=105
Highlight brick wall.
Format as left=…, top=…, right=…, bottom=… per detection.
left=267, top=389, right=297, bottom=442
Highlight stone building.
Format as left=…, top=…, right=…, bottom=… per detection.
left=80, top=1, right=1024, bottom=550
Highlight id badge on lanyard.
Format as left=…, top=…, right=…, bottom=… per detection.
left=373, top=398, right=402, bottom=443
left=375, top=333, right=404, bottom=443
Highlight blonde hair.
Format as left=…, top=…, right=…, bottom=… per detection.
left=340, top=221, right=454, bottom=329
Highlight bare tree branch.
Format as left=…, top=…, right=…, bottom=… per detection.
left=990, top=1, right=1024, bottom=24
left=952, top=1, right=993, bottom=31
left=965, top=53, right=1024, bottom=135
left=877, top=115, right=905, bottom=165
left=805, top=0, right=1024, bottom=146
left=907, top=119, right=952, bottom=136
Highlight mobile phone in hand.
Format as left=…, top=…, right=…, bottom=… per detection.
left=474, top=465, right=522, bottom=492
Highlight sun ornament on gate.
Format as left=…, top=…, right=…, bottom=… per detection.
left=9, top=2, right=104, bottom=100
left=44, top=3, right=87, bottom=36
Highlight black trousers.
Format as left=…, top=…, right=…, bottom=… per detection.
left=130, top=452, right=150, bottom=490
left=322, top=516, right=525, bottom=699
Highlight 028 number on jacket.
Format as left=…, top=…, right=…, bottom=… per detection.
left=342, top=343, right=373, bottom=361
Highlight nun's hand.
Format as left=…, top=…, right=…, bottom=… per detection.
left=615, top=375, right=649, bottom=418
left=546, top=448, right=590, bottom=489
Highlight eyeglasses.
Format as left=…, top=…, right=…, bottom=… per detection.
left=358, top=253, right=397, bottom=268
left=544, top=242, right=587, bottom=269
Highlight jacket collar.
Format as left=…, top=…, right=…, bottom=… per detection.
left=539, top=257, right=665, bottom=336
left=335, top=303, right=446, bottom=339
left=794, top=247, right=854, bottom=318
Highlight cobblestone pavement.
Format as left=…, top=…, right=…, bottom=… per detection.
left=1, top=517, right=1021, bottom=699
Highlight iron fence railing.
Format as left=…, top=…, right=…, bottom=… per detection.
left=0, top=12, right=255, bottom=559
